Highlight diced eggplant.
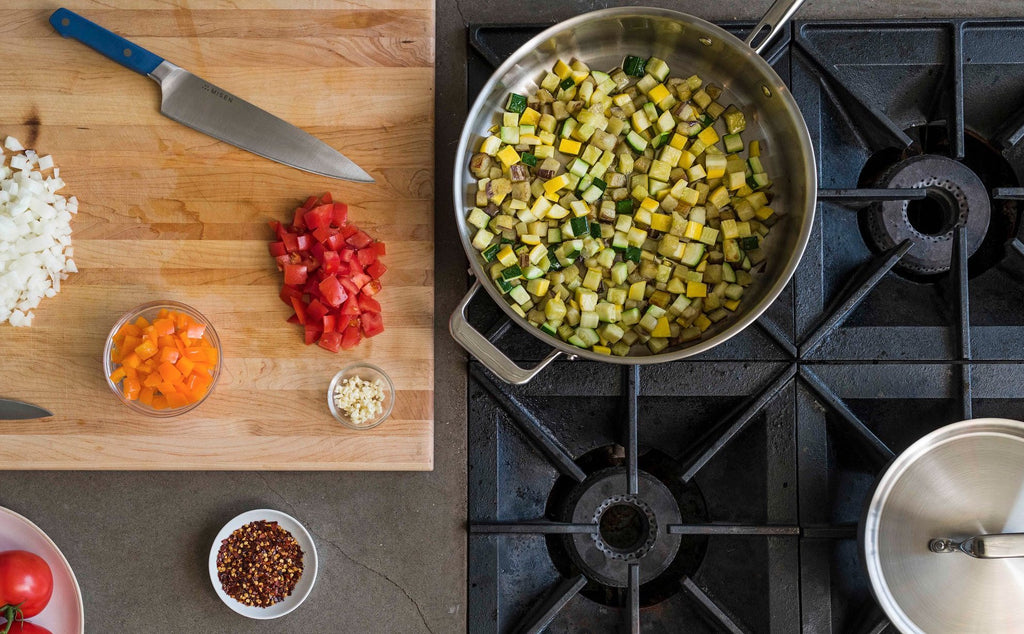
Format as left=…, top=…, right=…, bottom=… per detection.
left=487, top=178, right=511, bottom=201
left=509, top=163, right=530, bottom=182
left=469, top=153, right=492, bottom=178
left=483, top=202, right=500, bottom=217
left=605, top=172, right=626, bottom=188
left=633, top=156, right=652, bottom=174
left=538, top=158, right=561, bottom=180
left=511, top=181, right=531, bottom=202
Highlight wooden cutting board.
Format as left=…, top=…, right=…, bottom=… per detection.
left=0, top=1, right=434, bottom=469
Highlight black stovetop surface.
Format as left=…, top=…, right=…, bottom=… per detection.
left=463, top=19, right=1024, bottom=634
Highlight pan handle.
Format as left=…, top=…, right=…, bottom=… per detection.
left=449, top=279, right=565, bottom=385
left=744, top=0, right=807, bottom=56
left=929, top=533, right=1024, bottom=558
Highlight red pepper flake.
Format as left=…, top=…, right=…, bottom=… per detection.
left=216, top=520, right=304, bottom=607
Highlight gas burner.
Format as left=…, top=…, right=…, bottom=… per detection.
left=544, top=446, right=709, bottom=609
left=864, top=154, right=990, bottom=275
left=562, top=468, right=679, bottom=586
left=858, top=125, right=1021, bottom=279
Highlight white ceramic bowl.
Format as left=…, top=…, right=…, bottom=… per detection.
left=0, top=506, right=84, bottom=633
left=208, top=509, right=318, bottom=619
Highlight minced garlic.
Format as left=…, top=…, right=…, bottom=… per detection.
left=333, top=376, right=385, bottom=425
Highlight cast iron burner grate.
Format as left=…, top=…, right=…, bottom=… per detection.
left=463, top=17, right=1024, bottom=634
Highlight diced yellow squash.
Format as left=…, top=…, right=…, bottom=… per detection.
left=720, top=218, right=740, bottom=239
left=650, top=316, right=671, bottom=338
left=678, top=186, right=700, bottom=206
left=531, top=196, right=552, bottom=218
left=558, top=138, right=582, bottom=155
left=546, top=204, right=570, bottom=219
left=677, top=149, right=696, bottom=169
left=647, top=83, right=671, bottom=104
left=684, top=220, right=704, bottom=240
left=686, top=281, right=708, bottom=298
left=748, top=140, right=761, bottom=157
left=534, top=145, right=555, bottom=159
left=592, top=345, right=612, bottom=355
left=497, top=146, right=521, bottom=168
left=553, top=59, right=572, bottom=79
left=544, top=174, right=571, bottom=195
left=723, top=299, right=741, bottom=311
left=694, top=314, right=712, bottom=332
left=650, top=213, right=672, bottom=232
left=480, top=135, right=502, bottom=156
left=496, top=245, right=517, bottom=267
left=582, top=268, right=603, bottom=290
left=697, top=125, right=719, bottom=146
left=521, top=234, right=541, bottom=245
left=526, top=278, right=550, bottom=296
left=755, top=206, right=775, bottom=220
left=727, top=171, right=746, bottom=190
left=628, top=281, right=646, bottom=301
left=640, top=197, right=660, bottom=213
left=669, top=133, right=688, bottom=150
left=705, top=154, right=727, bottom=179
left=519, top=107, right=541, bottom=127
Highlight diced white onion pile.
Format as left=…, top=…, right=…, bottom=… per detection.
left=0, top=136, right=77, bottom=327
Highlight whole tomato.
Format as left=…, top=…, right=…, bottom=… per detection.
left=2, top=621, right=52, bottom=634
left=0, top=551, right=52, bottom=621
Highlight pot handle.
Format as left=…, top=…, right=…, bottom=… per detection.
left=449, top=279, right=565, bottom=385
left=744, top=0, right=807, bottom=56
left=929, top=533, right=1024, bottom=558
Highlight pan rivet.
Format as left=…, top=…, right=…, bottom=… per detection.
left=698, top=37, right=712, bottom=46
left=761, top=85, right=772, bottom=98
left=123, top=48, right=132, bottom=57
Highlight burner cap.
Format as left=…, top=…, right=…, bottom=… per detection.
left=864, top=154, right=990, bottom=275
left=563, top=468, right=681, bottom=587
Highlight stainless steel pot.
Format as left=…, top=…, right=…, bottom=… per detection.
left=861, top=418, right=1024, bottom=633
left=450, top=1, right=816, bottom=384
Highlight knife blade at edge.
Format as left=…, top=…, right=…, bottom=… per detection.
left=0, top=399, right=53, bottom=420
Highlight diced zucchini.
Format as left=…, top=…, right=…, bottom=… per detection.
left=508, top=285, right=530, bottom=305
left=680, top=242, right=705, bottom=266
left=723, top=133, right=743, bottom=153
left=623, top=55, right=647, bottom=76
left=625, top=131, right=648, bottom=152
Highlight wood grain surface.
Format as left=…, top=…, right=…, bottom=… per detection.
left=0, top=1, right=434, bottom=469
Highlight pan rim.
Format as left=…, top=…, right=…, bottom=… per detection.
left=453, top=6, right=817, bottom=364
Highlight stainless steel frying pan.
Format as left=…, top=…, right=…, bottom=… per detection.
left=450, top=0, right=816, bottom=383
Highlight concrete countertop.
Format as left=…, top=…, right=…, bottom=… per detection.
left=5, top=1, right=1024, bottom=632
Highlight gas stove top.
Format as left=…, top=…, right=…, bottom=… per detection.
left=461, top=19, right=1024, bottom=633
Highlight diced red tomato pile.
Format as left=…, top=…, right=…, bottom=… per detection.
left=269, top=193, right=386, bottom=352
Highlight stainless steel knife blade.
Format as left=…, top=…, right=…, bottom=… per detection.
left=49, top=8, right=373, bottom=183
left=151, top=62, right=374, bottom=183
left=0, top=399, right=52, bottom=420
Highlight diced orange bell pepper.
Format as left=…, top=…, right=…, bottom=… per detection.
left=138, top=386, right=155, bottom=406
left=108, top=367, right=127, bottom=383
left=153, top=318, right=175, bottom=337
left=123, top=376, right=141, bottom=400
left=135, top=340, right=159, bottom=360
left=186, top=322, right=206, bottom=339
left=175, top=357, right=195, bottom=378
left=122, top=352, right=142, bottom=369
left=144, top=372, right=163, bottom=388
left=158, top=347, right=180, bottom=364
left=151, top=395, right=168, bottom=410
left=157, top=362, right=182, bottom=383
left=122, top=335, right=142, bottom=353
left=133, top=316, right=150, bottom=329
left=165, top=392, right=188, bottom=408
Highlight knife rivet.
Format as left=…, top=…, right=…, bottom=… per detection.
left=123, top=48, right=132, bottom=57
left=61, top=18, right=69, bottom=26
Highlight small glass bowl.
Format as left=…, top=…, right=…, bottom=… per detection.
left=103, top=300, right=222, bottom=418
left=327, top=363, right=394, bottom=430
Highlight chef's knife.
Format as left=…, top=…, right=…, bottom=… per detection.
left=0, top=399, right=52, bottom=420
left=48, top=8, right=373, bottom=183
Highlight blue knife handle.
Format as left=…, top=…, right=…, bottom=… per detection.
left=50, top=8, right=164, bottom=76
